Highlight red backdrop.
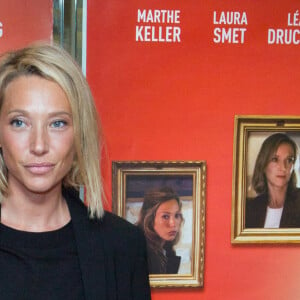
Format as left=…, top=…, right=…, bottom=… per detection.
left=0, top=0, right=52, bottom=52
left=87, top=0, right=300, bottom=299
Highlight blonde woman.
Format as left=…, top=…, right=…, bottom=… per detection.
left=0, top=43, right=150, bottom=299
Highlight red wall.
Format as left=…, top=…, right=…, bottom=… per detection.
left=87, top=0, right=300, bottom=299
left=0, top=0, right=52, bottom=52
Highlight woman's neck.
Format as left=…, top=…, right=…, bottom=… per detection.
left=267, top=185, right=287, bottom=208
left=0, top=185, right=70, bottom=232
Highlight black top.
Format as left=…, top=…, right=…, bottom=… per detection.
left=0, top=220, right=85, bottom=300
left=147, top=243, right=181, bottom=274
left=62, top=187, right=151, bottom=300
left=245, top=188, right=300, bottom=228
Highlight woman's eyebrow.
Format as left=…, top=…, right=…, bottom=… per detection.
left=48, top=111, right=72, bottom=117
left=7, top=109, right=28, bottom=115
left=7, top=110, right=72, bottom=117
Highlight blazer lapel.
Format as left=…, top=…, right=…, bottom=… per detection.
left=65, top=192, right=107, bottom=300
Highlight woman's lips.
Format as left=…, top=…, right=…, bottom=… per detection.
left=24, top=163, right=55, bottom=175
left=276, top=175, right=287, bottom=179
left=168, top=231, right=178, bottom=236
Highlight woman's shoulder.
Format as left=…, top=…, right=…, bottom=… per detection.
left=287, top=187, right=300, bottom=203
left=71, top=200, right=146, bottom=251
left=245, top=194, right=268, bottom=228
left=64, top=189, right=145, bottom=250
left=101, top=210, right=143, bottom=237
left=246, top=193, right=268, bottom=208
left=98, top=211, right=147, bottom=255
left=290, top=187, right=300, bottom=196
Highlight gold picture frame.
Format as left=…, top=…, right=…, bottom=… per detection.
left=112, top=161, right=206, bottom=288
left=232, top=115, right=300, bottom=243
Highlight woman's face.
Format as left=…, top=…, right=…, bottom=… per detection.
left=0, top=75, right=75, bottom=196
left=264, top=143, right=295, bottom=190
left=153, top=199, right=182, bottom=242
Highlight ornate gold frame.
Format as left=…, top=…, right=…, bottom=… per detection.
left=112, top=161, right=206, bottom=288
left=232, top=115, right=300, bottom=243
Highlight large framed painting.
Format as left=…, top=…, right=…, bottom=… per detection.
left=112, top=161, right=206, bottom=287
left=232, top=115, right=300, bottom=243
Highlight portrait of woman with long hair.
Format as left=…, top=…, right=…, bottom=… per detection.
left=246, top=133, right=300, bottom=228
left=136, top=187, right=183, bottom=274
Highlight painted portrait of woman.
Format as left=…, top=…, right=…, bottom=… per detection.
left=246, top=133, right=300, bottom=228
left=136, top=187, right=184, bottom=274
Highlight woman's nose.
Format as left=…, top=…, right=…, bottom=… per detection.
left=279, top=160, right=288, bottom=170
left=29, top=126, right=49, bottom=155
left=168, top=216, right=176, bottom=227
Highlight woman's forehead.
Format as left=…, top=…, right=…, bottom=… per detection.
left=272, top=142, right=295, bottom=156
left=157, top=199, right=180, bottom=212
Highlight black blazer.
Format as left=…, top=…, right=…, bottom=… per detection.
left=64, top=189, right=151, bottom=300
left=147, top=244, right=181, bottom=274
left=245, top=188, right=300, bottom=228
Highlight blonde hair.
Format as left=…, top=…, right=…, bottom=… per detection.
left=0, top=42, right=104, bottom=218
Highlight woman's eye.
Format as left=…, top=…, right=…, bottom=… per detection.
left=162, top=214, right=169, bottom=220
left=10, top=119, right=25, bottom=128
left=51, top=120, right=67, bottom=128
left=270, top=157, right=278, bottom=162
left=175, top=213, right=182, bottom=219
left=287, top=157, right=295, bottom=164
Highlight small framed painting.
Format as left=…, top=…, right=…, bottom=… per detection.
left=112, top=160, right=206, bottom=288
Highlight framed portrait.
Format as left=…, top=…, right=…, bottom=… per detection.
left=112, top=161, right=206, bottom=288
left=232, top=115, right=300, bottom=243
